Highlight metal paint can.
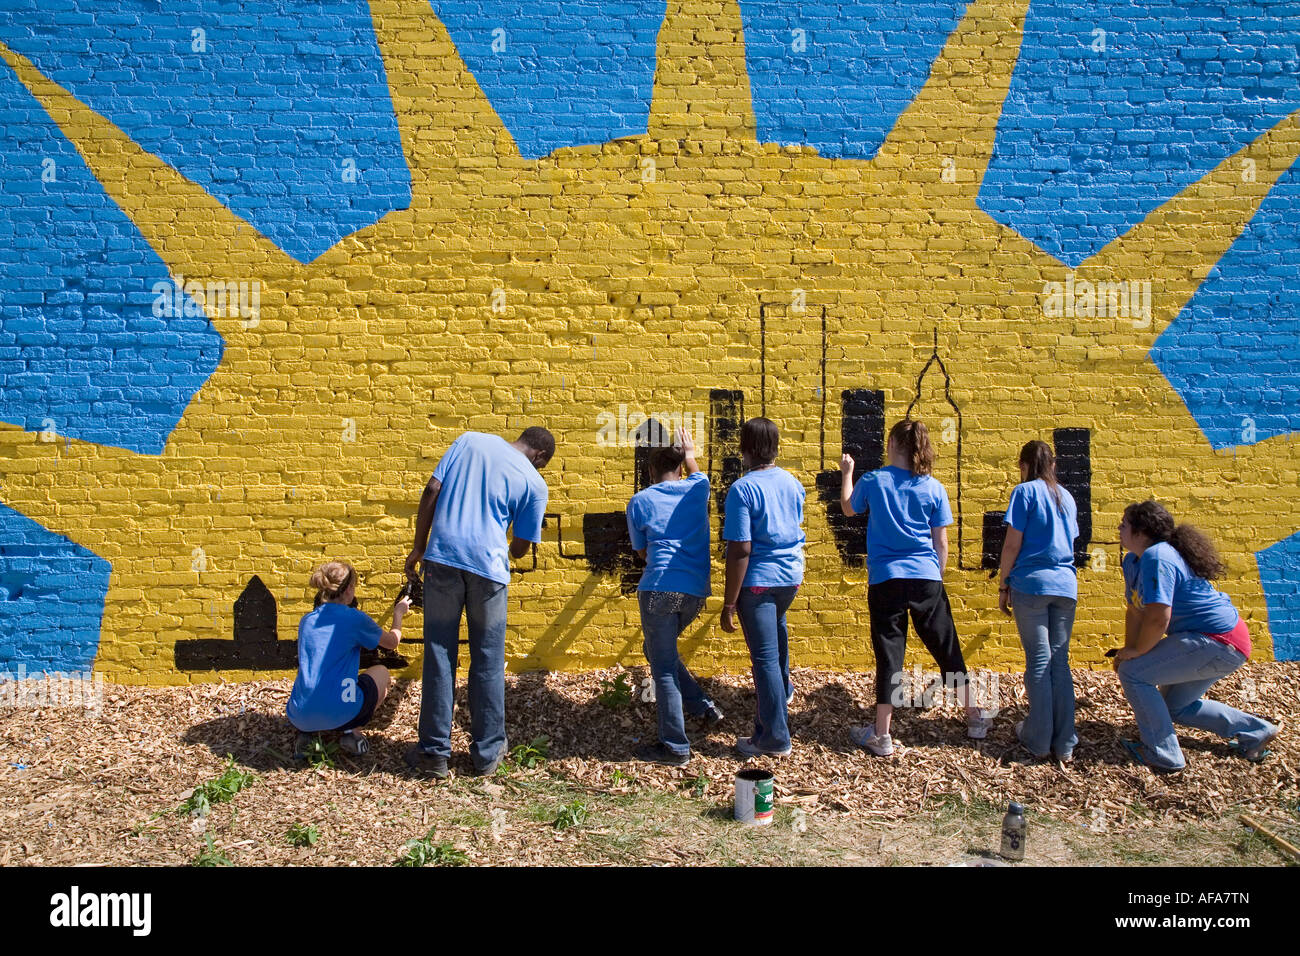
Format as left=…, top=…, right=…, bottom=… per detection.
left=734, top=769, right=775, bottom=825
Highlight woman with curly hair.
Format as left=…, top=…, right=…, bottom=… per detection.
left=1115, top=500, right=1280, bottom=772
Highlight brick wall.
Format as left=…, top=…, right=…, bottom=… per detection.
left=1, top=1, right=1298, bottom=683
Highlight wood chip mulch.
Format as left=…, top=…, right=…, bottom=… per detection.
left=1, top=662, right=1296, bottom=865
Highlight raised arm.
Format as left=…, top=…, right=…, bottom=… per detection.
left=839, top=454, right=857, bottom=516
left=678, top=426, right=700, bottom=477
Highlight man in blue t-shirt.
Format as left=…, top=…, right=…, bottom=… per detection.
left=403, top=427, right=554, bottom=777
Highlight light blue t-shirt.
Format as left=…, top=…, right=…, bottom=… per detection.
left=287, top=603, right=382, bottom=732
left=627, top=471, right=711, bottom=598
left=1004, top=479, right=1079, bottom=599
left=424, top=432, right=549, bottom=585
left=722, top=467, right=806, bottom=587
left=850, top=465, right=953, bottom=585
left=1122, top=543, right=1238, bottom=636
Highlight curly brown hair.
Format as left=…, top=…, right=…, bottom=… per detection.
left=1123, top=500, right=1226, bottom=580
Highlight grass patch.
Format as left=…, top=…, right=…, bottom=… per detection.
left=178, top=755, right=257, bottom=817
left=504, top=736, right=550, bottom=771
left=597, top=673, right=633, bottom=710
left=553, top=800, right=589, bottom=830
left=395, top=829, right=469, bottom=867
left=193, top=833, right=232, bottom=867
left=286, top=822, right=320, bottom=848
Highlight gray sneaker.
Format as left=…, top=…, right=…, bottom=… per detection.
left=967, top=712, right=994, bottom=740
left=339, top=731, right=369, bottom=756
left=849, top=725, right=894, bottom=756
left=735, top=736, right=791, bottom=759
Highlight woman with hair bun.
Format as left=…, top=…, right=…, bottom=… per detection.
left=1115, top=500, right=1280, bottom=772
left=997, top=439, right=1080, bottom=761
left=287, top=560, right=410, bottom=757
left=840, top=419, right=992, bottom=756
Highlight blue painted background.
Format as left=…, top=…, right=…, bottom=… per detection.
left=429, top=1, right=666, bottom=158
left=0, top=0, right=412, bottom=264
left=737, top=1, right=968, bottom=160
left=0, top=504, right=110, bottom=674
left=0, top=59, right=222, bottom=456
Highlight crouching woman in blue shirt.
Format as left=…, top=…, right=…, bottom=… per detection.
left=1115, top=500, right=1279, bottom=772
left=626, top=427, right=723, bottom=766
left=287, top=561, right=409, bottom=757
left=997, top=440, right=1080, bottom=761
left=720, top=417, right=807, bottom=759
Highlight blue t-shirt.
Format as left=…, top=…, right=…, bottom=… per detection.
left=1004, top=479, right=1079, bottom=599
left=287, top=603, right=383, bottom=732
left=850, top=465, right=953, bottom=585
left=627, top=471, right=711, bottom=597
left=1122, top=543, right=1238, bottom=636
left=424, top=432, right=549, bottom=585
left=722, top=466, right=806, bottom=587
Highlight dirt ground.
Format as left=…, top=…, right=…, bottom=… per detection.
left=1, top=663, right=1297, bottom=866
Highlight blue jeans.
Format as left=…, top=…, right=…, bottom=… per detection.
left=1117, top=631, right=1277, bottom=770
left=1011, top=590, right=1078, bottom=758
left=639, top=591, right=715, bottom=756
left=737, top=585, right=798, bottom=751
left=418, top=560, right=509, bottom=771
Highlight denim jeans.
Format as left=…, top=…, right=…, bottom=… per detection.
left=418, top=560, right=509, bottom=771
left=1010, top=589, right=1078, bottom=758
left=639, top=590, right=714, bottom=756
left=1117, top=630, right=1277, bottom=770
left=736, top=585, right=798, bottom=751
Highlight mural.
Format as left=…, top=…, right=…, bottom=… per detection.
left=0, top=0, right=1297, bottom=683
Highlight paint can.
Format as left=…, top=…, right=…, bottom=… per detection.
left=734, top=769, right=775, bottom=825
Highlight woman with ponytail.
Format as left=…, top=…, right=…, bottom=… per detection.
left=997, top=440, right=1080, bottom=761
left=287, top=561, right=410, bottom=757
left=839, top=419, right=992, bottom=756
left=1115, top=501, right=1279, bottom=771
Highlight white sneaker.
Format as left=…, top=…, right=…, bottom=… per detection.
left=967, top=712, right=994, bottom=740
left=339, top=731, right=369, bottom=756
left=849, top=725, right=894, bottom=756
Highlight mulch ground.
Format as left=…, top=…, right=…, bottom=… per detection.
left=2, top=662, right=1297, bottom=865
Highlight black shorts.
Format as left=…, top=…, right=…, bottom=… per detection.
left=335, top=673, right=379, bottom=731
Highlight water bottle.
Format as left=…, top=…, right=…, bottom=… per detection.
left=1000, top=801, right=1026, bottom=861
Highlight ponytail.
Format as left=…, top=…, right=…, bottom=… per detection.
left=309, top=560, right=356, bottom=602
left=888, top=419, right=935, bottom=476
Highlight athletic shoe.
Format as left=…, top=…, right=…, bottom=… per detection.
left=403, top=743, right=450, bottom=779
left=735, top=736, right=791, bottom=759
left=1235, top=723, right=1281, bottom=763
left=472, top=737, right=509, bottom=777
left=339, top=731, right=369, bottom=756
left=849, top=725, right=894, bottom=756
left=967, top=712, right=994, bottom=740
left=1120, top=738, right=1182, bottom=775
left=694, top=705, right=725, bottom=730
left=633, top=741, right=690, bottom=766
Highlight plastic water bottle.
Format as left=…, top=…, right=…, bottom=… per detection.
left=1000, top=801, right=1026, bottom=861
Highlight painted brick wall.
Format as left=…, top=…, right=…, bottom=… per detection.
left=1, top=0, right=1298, bottom=684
